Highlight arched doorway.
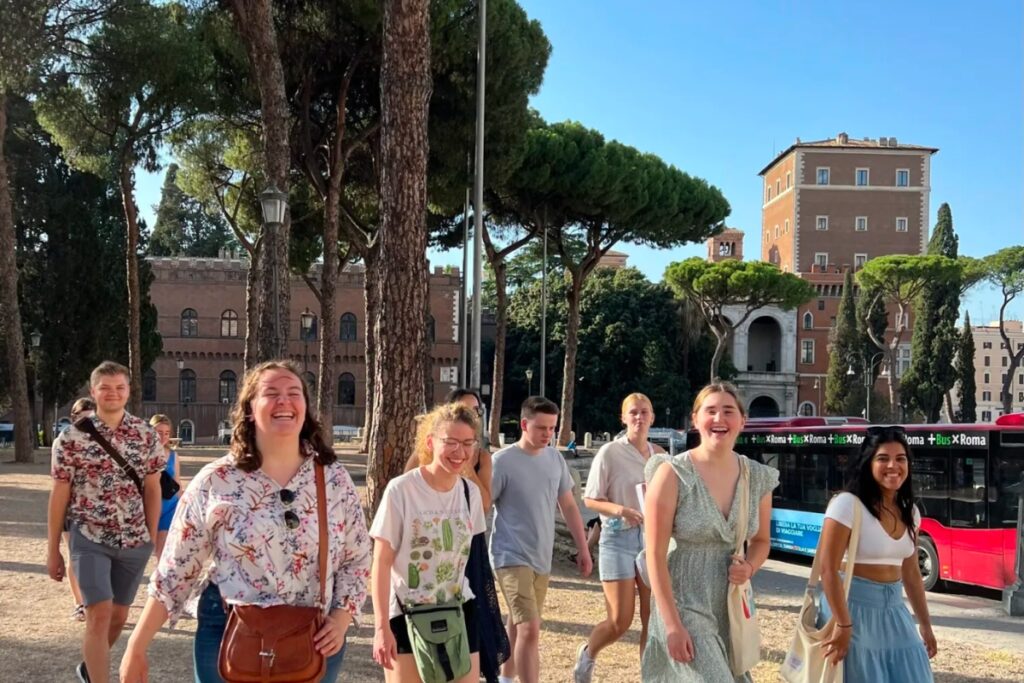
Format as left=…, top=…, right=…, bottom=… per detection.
left=179, top=419, right=195, bottom=445
left=749, top=395, right=780, bottom=418
left=747, top=316, right=782, bottom=373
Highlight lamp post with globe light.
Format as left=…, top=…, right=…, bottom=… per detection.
left=259, top=185, right=288, bottom=358
left=847, top=352, right=886, bottom=422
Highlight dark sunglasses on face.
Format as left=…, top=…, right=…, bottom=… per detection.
left=866, top=425, right=906, bottom=437
left=280, top=488, right=300, bottom=530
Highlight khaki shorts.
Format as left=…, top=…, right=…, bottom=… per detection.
left=495, top=565, right=550, bottom=624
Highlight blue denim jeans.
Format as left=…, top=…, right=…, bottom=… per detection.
left=193, top=583, right=346, bottom=683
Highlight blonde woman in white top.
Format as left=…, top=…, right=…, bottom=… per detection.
left=573, top=393, right=665, bottom=683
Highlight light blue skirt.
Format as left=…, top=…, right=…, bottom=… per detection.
left=817, top=576, right=933, bottom=683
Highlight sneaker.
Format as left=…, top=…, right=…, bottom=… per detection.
left=71, top=604, right=85, bottom=622
left=75, top=661, right=90, bottom=683
left=573, top=643, right=595, bottom=683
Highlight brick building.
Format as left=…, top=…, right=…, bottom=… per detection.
left=966, top=320, right=1024, bottom=422
left=143, top=256, right=462, bottom=442
left=758, top=133, right=937, bottom=416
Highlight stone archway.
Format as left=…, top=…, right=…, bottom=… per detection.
left=749, top=395, right=780, bottom=418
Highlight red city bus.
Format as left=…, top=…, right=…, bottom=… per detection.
left=688, top=413, right=1024, bottom=591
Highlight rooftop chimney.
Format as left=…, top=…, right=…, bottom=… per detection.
left=888, top=137, right=898, bottom=147
left=879, top=136, right=888, bottom=146
left=836, top=132, right=848, bottom=144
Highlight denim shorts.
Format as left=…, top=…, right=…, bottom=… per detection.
left=598, top=524, right=643, bottom=582
left=68, top=524, right=152, bottom=606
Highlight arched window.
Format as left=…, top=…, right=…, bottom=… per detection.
left=802, top=311, right=813, bottom=330
left=179, top=369, right=197, bottom=403
left=221, top=309, right=239, bottom=338
left=181, top=308, right=199, bottom=337
left=179, top=419, right=195, bottom=444
left=142, top=368, right=157, bottom=402
left=339, top=313, right=357, bottom=341
left=426, top=314, right=435, bottom=343
left=219, top=370, right=237, bottom=404
left=337, top=373, right=356, bottom=405
left=303, top=372, right=317, bottom=392
left=798, top=401, right=816, bottom=416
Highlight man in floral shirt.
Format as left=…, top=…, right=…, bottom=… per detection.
left=47, top=361, right=165, bottom=683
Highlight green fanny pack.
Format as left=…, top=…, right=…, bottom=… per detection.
left=400, top=600, right=471, bottom=683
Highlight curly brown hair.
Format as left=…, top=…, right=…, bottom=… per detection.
left=229, top=360, right=336, bottom=472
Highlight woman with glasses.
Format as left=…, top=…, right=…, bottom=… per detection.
left=119, top=361, right=372, bottom=683
left=370, top=402, right=488, bottom=682
left=815, top=426, right=936, bottom=681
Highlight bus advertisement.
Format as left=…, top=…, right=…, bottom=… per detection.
left=688, top=414, right=1024, bottom=592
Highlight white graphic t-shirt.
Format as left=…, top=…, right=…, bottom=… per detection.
left=370, top=468, right=486, bottom=618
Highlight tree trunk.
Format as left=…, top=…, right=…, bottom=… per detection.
left=41, top=399, right=55, bottom=447
left=0, top=94, right=34, bottom=463
left=228, top=0, right=291, bottom=362
left=998, top=296, right=1024, bottom=415
left=360, top=244, right=380, bottom=452
left=243, top=246, right=260, bottom=372
left=317, top=191, right=340, bottom=445
left=557, top=277, right=583, bottom=447
left=944, top=391, right=954, bottom=423
left=117, top=160, right=143, bottom=416
left=366, top=0, right=432, bottom=515
left=709, top=325, right=730, bottom=380
left=488, top=261, right=508, bottom=445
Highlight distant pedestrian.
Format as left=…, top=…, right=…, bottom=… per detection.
left=815, top=426, right=936, bottom=680
left=574, top=393, right=665, bottom=682
left=370, top=402, right=488, bottom=682
left=642, top=381, right=778, bottom=682
left=148, top=414, right=181, bottom=560
left=119, top=360, right=371, bottom=683
left=47, top=362, right=165, bottom=683
left=62, top=397, right=96, bottom=623
left=491, top=397, right=593, bottom=683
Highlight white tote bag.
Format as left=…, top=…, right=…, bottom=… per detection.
left=779, top=501, right=863, bottom=683
left=727, top=456, right=761, bottom=677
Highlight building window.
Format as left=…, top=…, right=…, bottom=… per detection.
left=982, top=341, right=992, bottom=349
left=179, top=369, right=197, bottom=404
left=775, top=179, right=781, bottom=195
left=854, top=253, right=868, bottom=269
left=801, top=340, right=815, bottom=364
left=816, top=167, right=830, bottom=185
left=1003, top=356, right=1009, bottom=367
left=219, top=370, right=237, bottom=404
left=427, top=314, right=436, bottom=343
left=817, top=299, right=825, bottom=311
left=1019, top=373, right=1023, bottom=385
left=855, top=216, right=868, bottom=231
left=982, top=410, right=992, bottom=422
left=181, top=309, right=199, bottom=337
left=899, top=346, right=912, bottom=376
left=982, top=390, right=992, bottom=401
left=803, top=311, right=813, bottom=330
left=984, top=356, right=991, bottom=366
left=337, top=373, right=356, bottom=406
left=896, top=217, right=908, bottom=232
left=220, top=309, right=238, bottom=338
left=784, top=219, right=790, bottom=234
left=786, top=171, right=792, bottom=189
left=179, top=419, right=195, bottom=444
left=983, top=372, right=990, bottom=384
left=814, top=252, right=829, bottom=269
left=774, top=225, right=780, bottom=239
left=896, top=169, right=910, bottom=187
left=142, top=369, right=157, bottom=402
left=816, top=216, right=828, bottom=231
left=339, top=312, right=357, bottom=341
left=856, top=168, right=869, bottom=186
left=766, top=186, right=772, bottom=202
left=799, top=401, right=816, bottom=416
left=765, top=231, right=770, bottom=243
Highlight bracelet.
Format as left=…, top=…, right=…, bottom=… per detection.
left=836, top=623, right=853, bottom=629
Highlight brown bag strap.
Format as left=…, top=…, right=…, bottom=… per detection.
left=314, top=461, right=328, bottom=611
left=75, top=417, right=144, bottom=496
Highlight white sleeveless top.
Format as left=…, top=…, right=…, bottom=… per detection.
left=824, top=492, right=920, bottom=566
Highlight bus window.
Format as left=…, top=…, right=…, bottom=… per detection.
left=951, top=456, right=987, bottom=528
left=828, top=451, right=851, bottom=498
left=764, top=451, right=799, bottom=509
left=992, top=455, right=1024, bottom=527
left=913, top=452, right=950, bottom=527
left=799, top=452, right=828, bottom=509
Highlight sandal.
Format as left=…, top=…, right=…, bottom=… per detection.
left=71, top=604, right=85, bottom=621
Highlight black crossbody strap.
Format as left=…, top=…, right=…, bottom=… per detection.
left=75, top=417, right=144, bottom=496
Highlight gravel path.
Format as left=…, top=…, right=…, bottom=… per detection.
left=2, top=448, right=1022, bottom=682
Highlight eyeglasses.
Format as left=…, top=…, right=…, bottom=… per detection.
left=866, top=425, right=906, bottom=437
left=441, top=438, right=478, bottom=449
left=474, top=406, right=484, bottom=416
left=280, top=488, right=299, bottom=530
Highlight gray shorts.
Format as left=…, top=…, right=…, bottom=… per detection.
left=68, top=524, right=152, bottom=607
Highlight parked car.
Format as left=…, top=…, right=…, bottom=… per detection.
left=614, top=427, right=686, bottom=453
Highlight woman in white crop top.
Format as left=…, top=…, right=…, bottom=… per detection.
left=816, top=426, right=936, bottom=682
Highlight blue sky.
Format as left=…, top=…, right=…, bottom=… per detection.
left=137, top=0, right=1023, bottom=322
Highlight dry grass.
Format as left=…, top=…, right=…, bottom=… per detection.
left=2, top=449, right=1022, bottom=682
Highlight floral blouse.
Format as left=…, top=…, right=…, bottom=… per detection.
left=150, top=448, right=371, bottom=624
left=51, top=412, right=164, bottom=548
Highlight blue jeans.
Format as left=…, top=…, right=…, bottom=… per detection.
left=194, top=583, right=347, bottom=683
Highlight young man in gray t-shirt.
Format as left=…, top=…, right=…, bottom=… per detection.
left=490, top=396, right=592, bottom=683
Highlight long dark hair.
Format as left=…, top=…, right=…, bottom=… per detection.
left=845, top=427, right=917, bottom=542
left=229, top=360, right=336, bottom=472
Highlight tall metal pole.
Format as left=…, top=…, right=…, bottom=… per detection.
left=461, top=186, right=470, bottom=385
left=540, top=229, right=547, bottom=398
left=470, top=0, right=486, bottom=390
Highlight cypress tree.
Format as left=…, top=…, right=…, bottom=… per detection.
left=903, top=203, right=960, bottom=421
left=825, top=270, right=862, bottom=415
left=955, top=313, right=977, bottom=422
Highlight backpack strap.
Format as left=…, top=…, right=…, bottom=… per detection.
left=75, top=417, right=143, bottom=496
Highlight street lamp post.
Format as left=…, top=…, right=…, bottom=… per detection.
left=30, top=331, right=42, bottom=446
left=299, top=308, right=315, bottom=374
left=847, top=352, right=886, bottom=422
left=813, top=378, right=822, bottom=416
left=525, top=368, right=533, bottom=396
left=260, top=185, right=288, bottom=359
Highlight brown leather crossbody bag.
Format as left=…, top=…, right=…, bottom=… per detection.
left=217, top=461, right=329, bottom=683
